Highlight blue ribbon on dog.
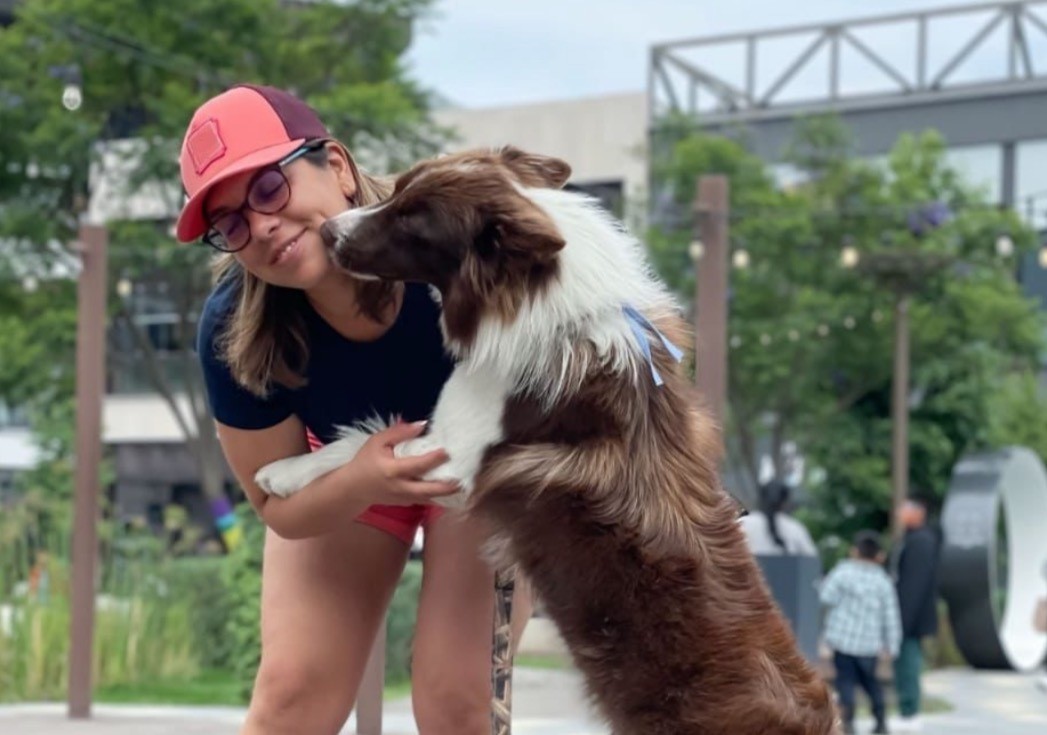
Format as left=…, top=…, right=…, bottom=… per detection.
left=622, top=304, right=685, bottom=387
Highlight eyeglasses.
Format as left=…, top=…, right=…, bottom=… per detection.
left=202, top=142, right=325, bottom=253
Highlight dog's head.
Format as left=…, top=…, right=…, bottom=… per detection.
left=320, top=146, right=571, bottom=346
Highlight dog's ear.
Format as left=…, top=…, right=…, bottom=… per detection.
left=499, top=146, right=572, bottom=189
left=478, top=196, right=565, bottom=259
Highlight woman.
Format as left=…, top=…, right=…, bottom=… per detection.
left=739, top=479, right=818, bottom=556
left=178, top=84, right=531, bottom=735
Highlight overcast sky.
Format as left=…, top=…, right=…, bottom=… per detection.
left=407, top=0, right=1006, bottom=108
left=407, top=0, right=1047, bottom=206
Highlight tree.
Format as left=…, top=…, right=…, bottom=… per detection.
left=0, top=0, right=443, bottom=539
left=648, top=116, right=1047, bottom=547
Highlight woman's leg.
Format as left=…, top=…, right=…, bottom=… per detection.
left=241, top=523, right=409, bottom=735
left=410, top=511, right=534, bottom=734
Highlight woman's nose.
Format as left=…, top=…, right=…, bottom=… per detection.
left=244, top=208, right=282, bottom=242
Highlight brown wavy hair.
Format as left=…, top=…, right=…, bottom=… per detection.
left=210, top=141, right=395, bottom=396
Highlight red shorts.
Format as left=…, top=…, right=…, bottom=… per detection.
left=306, top=429, right=443, bottom=545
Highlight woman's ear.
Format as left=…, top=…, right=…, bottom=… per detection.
left=326, top=143, right=357, bottom=200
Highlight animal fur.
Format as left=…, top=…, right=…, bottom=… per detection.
left=255, top=146, right=838, bottom=734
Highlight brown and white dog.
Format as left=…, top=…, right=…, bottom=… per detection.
left=255, top=147, right=838, bottom=734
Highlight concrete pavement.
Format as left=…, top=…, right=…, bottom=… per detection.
left=2, top=666, right=1045, bottom=734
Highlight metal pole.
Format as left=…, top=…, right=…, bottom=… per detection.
left=695, top=175, right=730, bottom=427
left=68, top=224, right=108, bottom=719
left=891, top=293, right=911, bottom=540
left=1001, top=141, right=1017, bottom=209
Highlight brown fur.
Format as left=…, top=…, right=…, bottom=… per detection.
left=476, top=318, right=836, bottom=733
left=324, top=147, right=839, bottom=734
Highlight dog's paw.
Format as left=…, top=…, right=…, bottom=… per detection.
left=254, top=459, right=308, bottom=498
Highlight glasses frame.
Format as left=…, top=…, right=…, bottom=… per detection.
left=200, top=141, right=326, bottom=253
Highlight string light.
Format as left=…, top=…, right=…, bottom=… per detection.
left=61, top=83, right=82, bottom=111
left=840, top=245, right=860, bottom=268
left=995, top=234, right=1015, bottom=258
left=1039, top=246, right=1047, bottom=269
left=728, top=308, right=890, bottom=349
left=116, top=277, right=133, bottom=298
left=732, top=249, right=750, bottom=270
left=688, top=240, right=704, bottom=261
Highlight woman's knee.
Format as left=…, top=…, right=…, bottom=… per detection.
left=411, top=664, right=491, bottom=734
left=246, top=658, right=353, bottom=734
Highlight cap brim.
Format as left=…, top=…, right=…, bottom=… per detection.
left=174, top=139, right=305, bottom=243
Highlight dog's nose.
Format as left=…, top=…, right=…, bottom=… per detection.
left=319, top=220, right=340, bottom=249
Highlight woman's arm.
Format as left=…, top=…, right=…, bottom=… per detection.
left=217, top=415, right=457, bottom=540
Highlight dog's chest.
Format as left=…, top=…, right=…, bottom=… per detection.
left=429, top=366, right=512, bottom=491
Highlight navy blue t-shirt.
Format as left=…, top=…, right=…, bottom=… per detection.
left=196, top=276, right=454, bottom=444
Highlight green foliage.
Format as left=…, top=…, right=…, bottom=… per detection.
left=0, top=522, right=206, bottom=702
left=165, top=556, right=235, bottom=670
left=0, top=0, right=445, bottom=516
left=220, top=503, right=424, bottom=701
left=648, top=115, right=1047, bottom=547
left=386, top=560, right=422, bottom=685
left=222, top=505, right=265, bottom=703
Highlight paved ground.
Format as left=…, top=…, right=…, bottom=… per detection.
left=2, top=666, right=1046, bottom=734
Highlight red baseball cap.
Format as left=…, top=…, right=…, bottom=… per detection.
left=175, top=84, right=330, bottom=243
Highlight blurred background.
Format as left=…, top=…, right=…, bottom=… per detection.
left=1, top=1, right=1047, bottom=733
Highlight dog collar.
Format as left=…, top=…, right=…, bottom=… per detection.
left=622, top=304, right=685, bottom=387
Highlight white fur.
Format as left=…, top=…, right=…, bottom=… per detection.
left=328, top=205, right=386, bottom=281
left=255, top=184, right=680, bottom=500
left=254, top=416, right=387, bottom=498
left=255, top=366, right=512, bottom=503
left=453, top=187, right=679, bottom=407
left=398, top=366, right=512, bottom=504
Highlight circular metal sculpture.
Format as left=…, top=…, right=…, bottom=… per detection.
left=940, top=447, right=1047, bottom=671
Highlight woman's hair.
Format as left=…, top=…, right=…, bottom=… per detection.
left=759, top=479, right=791, bottom=552
left=211, top=140, right=396, bottom=396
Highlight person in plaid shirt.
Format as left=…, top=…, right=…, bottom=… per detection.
left=821, top=531, right=902, bottom=734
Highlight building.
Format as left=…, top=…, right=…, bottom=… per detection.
left=434, top=92, right=648, bottom=227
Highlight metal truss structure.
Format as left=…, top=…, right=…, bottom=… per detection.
left=649, top=0, right=1047, bottom=206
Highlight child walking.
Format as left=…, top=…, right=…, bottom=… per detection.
left=821, top=530, right=902, bottom=734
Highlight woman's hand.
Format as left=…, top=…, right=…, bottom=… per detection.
left=351, top=420, right=460, bottom=506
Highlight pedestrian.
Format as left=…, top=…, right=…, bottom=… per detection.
left=821, top=530, right=902, bottom=734
left=740, top=479, right=818, bottom=556
left=891, top=498, right=940, bottom=732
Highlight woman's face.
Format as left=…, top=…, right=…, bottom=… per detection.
left=204, top=143, right=357, bottom=289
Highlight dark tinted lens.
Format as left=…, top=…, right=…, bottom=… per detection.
left=248, top=169, right=290, bottom=213
left=208, top=212, right=250, bottom=251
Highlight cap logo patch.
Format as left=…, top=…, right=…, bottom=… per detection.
left=186, top=118, right=226, bottom=176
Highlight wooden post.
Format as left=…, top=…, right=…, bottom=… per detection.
left=891, top=294, right=911, bottom=540
left=68, top=224, right=108, bottom=719
left=694, top=176, right=730, bottom=427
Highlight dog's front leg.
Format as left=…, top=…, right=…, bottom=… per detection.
left=393, top=433, right=467, bottom=509
left=255, top=424, right=377, bottom=498
left=391, top=367, right=513, bottom=507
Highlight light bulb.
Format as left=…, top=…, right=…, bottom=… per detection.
left=62, top=84, right=82, bottom=111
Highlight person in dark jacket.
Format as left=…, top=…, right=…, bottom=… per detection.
left=890, top=498, right=940, bottom=732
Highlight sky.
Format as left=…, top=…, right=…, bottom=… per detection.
left=407, top=0, right=1047, bottom=208
left=407, top=0, right=1004, bottom=108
